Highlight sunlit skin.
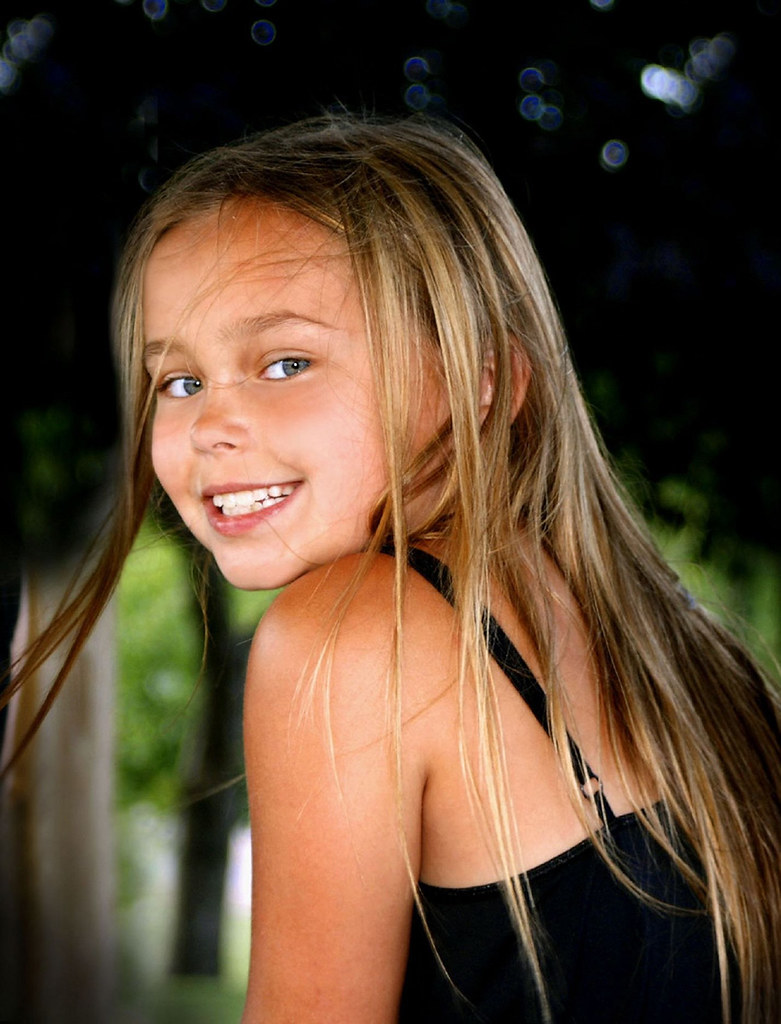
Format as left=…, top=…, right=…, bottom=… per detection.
left=143, top=204, right=440, bottom=592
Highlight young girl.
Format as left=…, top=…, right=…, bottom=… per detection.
left=8, top=113, right=781, bottom=1022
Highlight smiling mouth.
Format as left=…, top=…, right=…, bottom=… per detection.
left=212, top=484, right=296, bottom=517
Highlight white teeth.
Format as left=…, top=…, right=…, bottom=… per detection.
left=212, top=484, right=295, bottom=516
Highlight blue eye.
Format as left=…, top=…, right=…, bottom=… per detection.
left=264, top=358, right=311, bottom=380
left=164, top=376, right=202, bottom=397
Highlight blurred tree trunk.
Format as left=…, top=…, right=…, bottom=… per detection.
left=0, top=564, right=116, bottom=1024
left=170, top=557, right=246, bottom=976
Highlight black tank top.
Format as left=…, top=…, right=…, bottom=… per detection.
left=398, top=549, right=728, bottom=1023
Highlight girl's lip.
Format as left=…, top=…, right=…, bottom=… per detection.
left=202, top=483, right=299, bottom=536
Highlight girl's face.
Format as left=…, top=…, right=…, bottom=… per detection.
left=143, top=203, right=442, bottom=591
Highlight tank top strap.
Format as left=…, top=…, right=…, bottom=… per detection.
left=405, top=547, right=616, bottom=825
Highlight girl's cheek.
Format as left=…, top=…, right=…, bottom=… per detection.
left=150, top=424, right=181, bottom=486
left=151, top=407, right=186, bottom=447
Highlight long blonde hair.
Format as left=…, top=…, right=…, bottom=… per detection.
left=7, top=112, right=781, bottom=1021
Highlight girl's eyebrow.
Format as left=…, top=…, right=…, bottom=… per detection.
left=143, top=310, right=338, bottom=364
left=231, top=310, right=337, bottom=336
left=143, top=338, right=184, bottom=366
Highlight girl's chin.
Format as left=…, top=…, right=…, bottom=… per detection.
left=210, top=551, right=312, bottom=593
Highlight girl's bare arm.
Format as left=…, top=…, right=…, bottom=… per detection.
left=241, top=557, right=430, bottom=1023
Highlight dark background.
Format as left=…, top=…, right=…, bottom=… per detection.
left=1, top=0, right=778, bottom=577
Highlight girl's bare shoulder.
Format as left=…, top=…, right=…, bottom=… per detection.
left=252, top=553, right=397, bottom=649
left=246, top=552, right=457, bottom=721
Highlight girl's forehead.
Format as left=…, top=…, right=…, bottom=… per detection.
left=142, top=201, right=360, bottom=342
left=142, top=201, right=356, bottom=329
left=148, top=201, right=346, bottom=277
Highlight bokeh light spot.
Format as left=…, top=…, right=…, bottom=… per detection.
left=0, top=58, right=19, bottom=94
left=255, top=0, right=277, bottom=6
left=404, top=83, right=430, bottom=110
left=539, top=105, right=563, bottom=131
left=641, top=64, right=699, bottom=111
left=5, top=14, right=55, bottom=62
left=251, top=19, right=276, bottom=44
left=444, top=3, right=468, bottom=27
left=537, top=59, right=559, bottom=85
left=686, top=34, right=735, bottom=82
left=138, top=167, right=159, bottom=193
left=600, top=139, right=629, bottom=171
left=7, top=22, right=33, bottom=60
left=519, top=94, right=542, bottom=120
left=519, top=66, right=544, bottom=92
left=0, top=14, right=55, bottom=94
left=518, top=60, right=563, bottom=130
left=143, top=0, right=168, bottom=20
left=425, top=0, right=469, bottom=27
left=401, top=49, right=445, bottom=111
left=640, top=33, right=735, bottom=115
left=404, top=56, right=430, bottom=82
left=26, top=14, right=54, bottom=50
left=201, top=0, right=227, bottom=10
left=590, top=0, right=615, bottom=8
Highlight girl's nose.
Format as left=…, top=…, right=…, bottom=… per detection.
left=189, top=386, right=249, bottom=453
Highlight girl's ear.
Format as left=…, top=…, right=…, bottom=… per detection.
left=479, top=350, right=495, bottom=415
left=480, top=346, right=531, bottom=422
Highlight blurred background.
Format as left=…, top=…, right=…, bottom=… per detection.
left=0, top=1, right=778, bottom=1021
